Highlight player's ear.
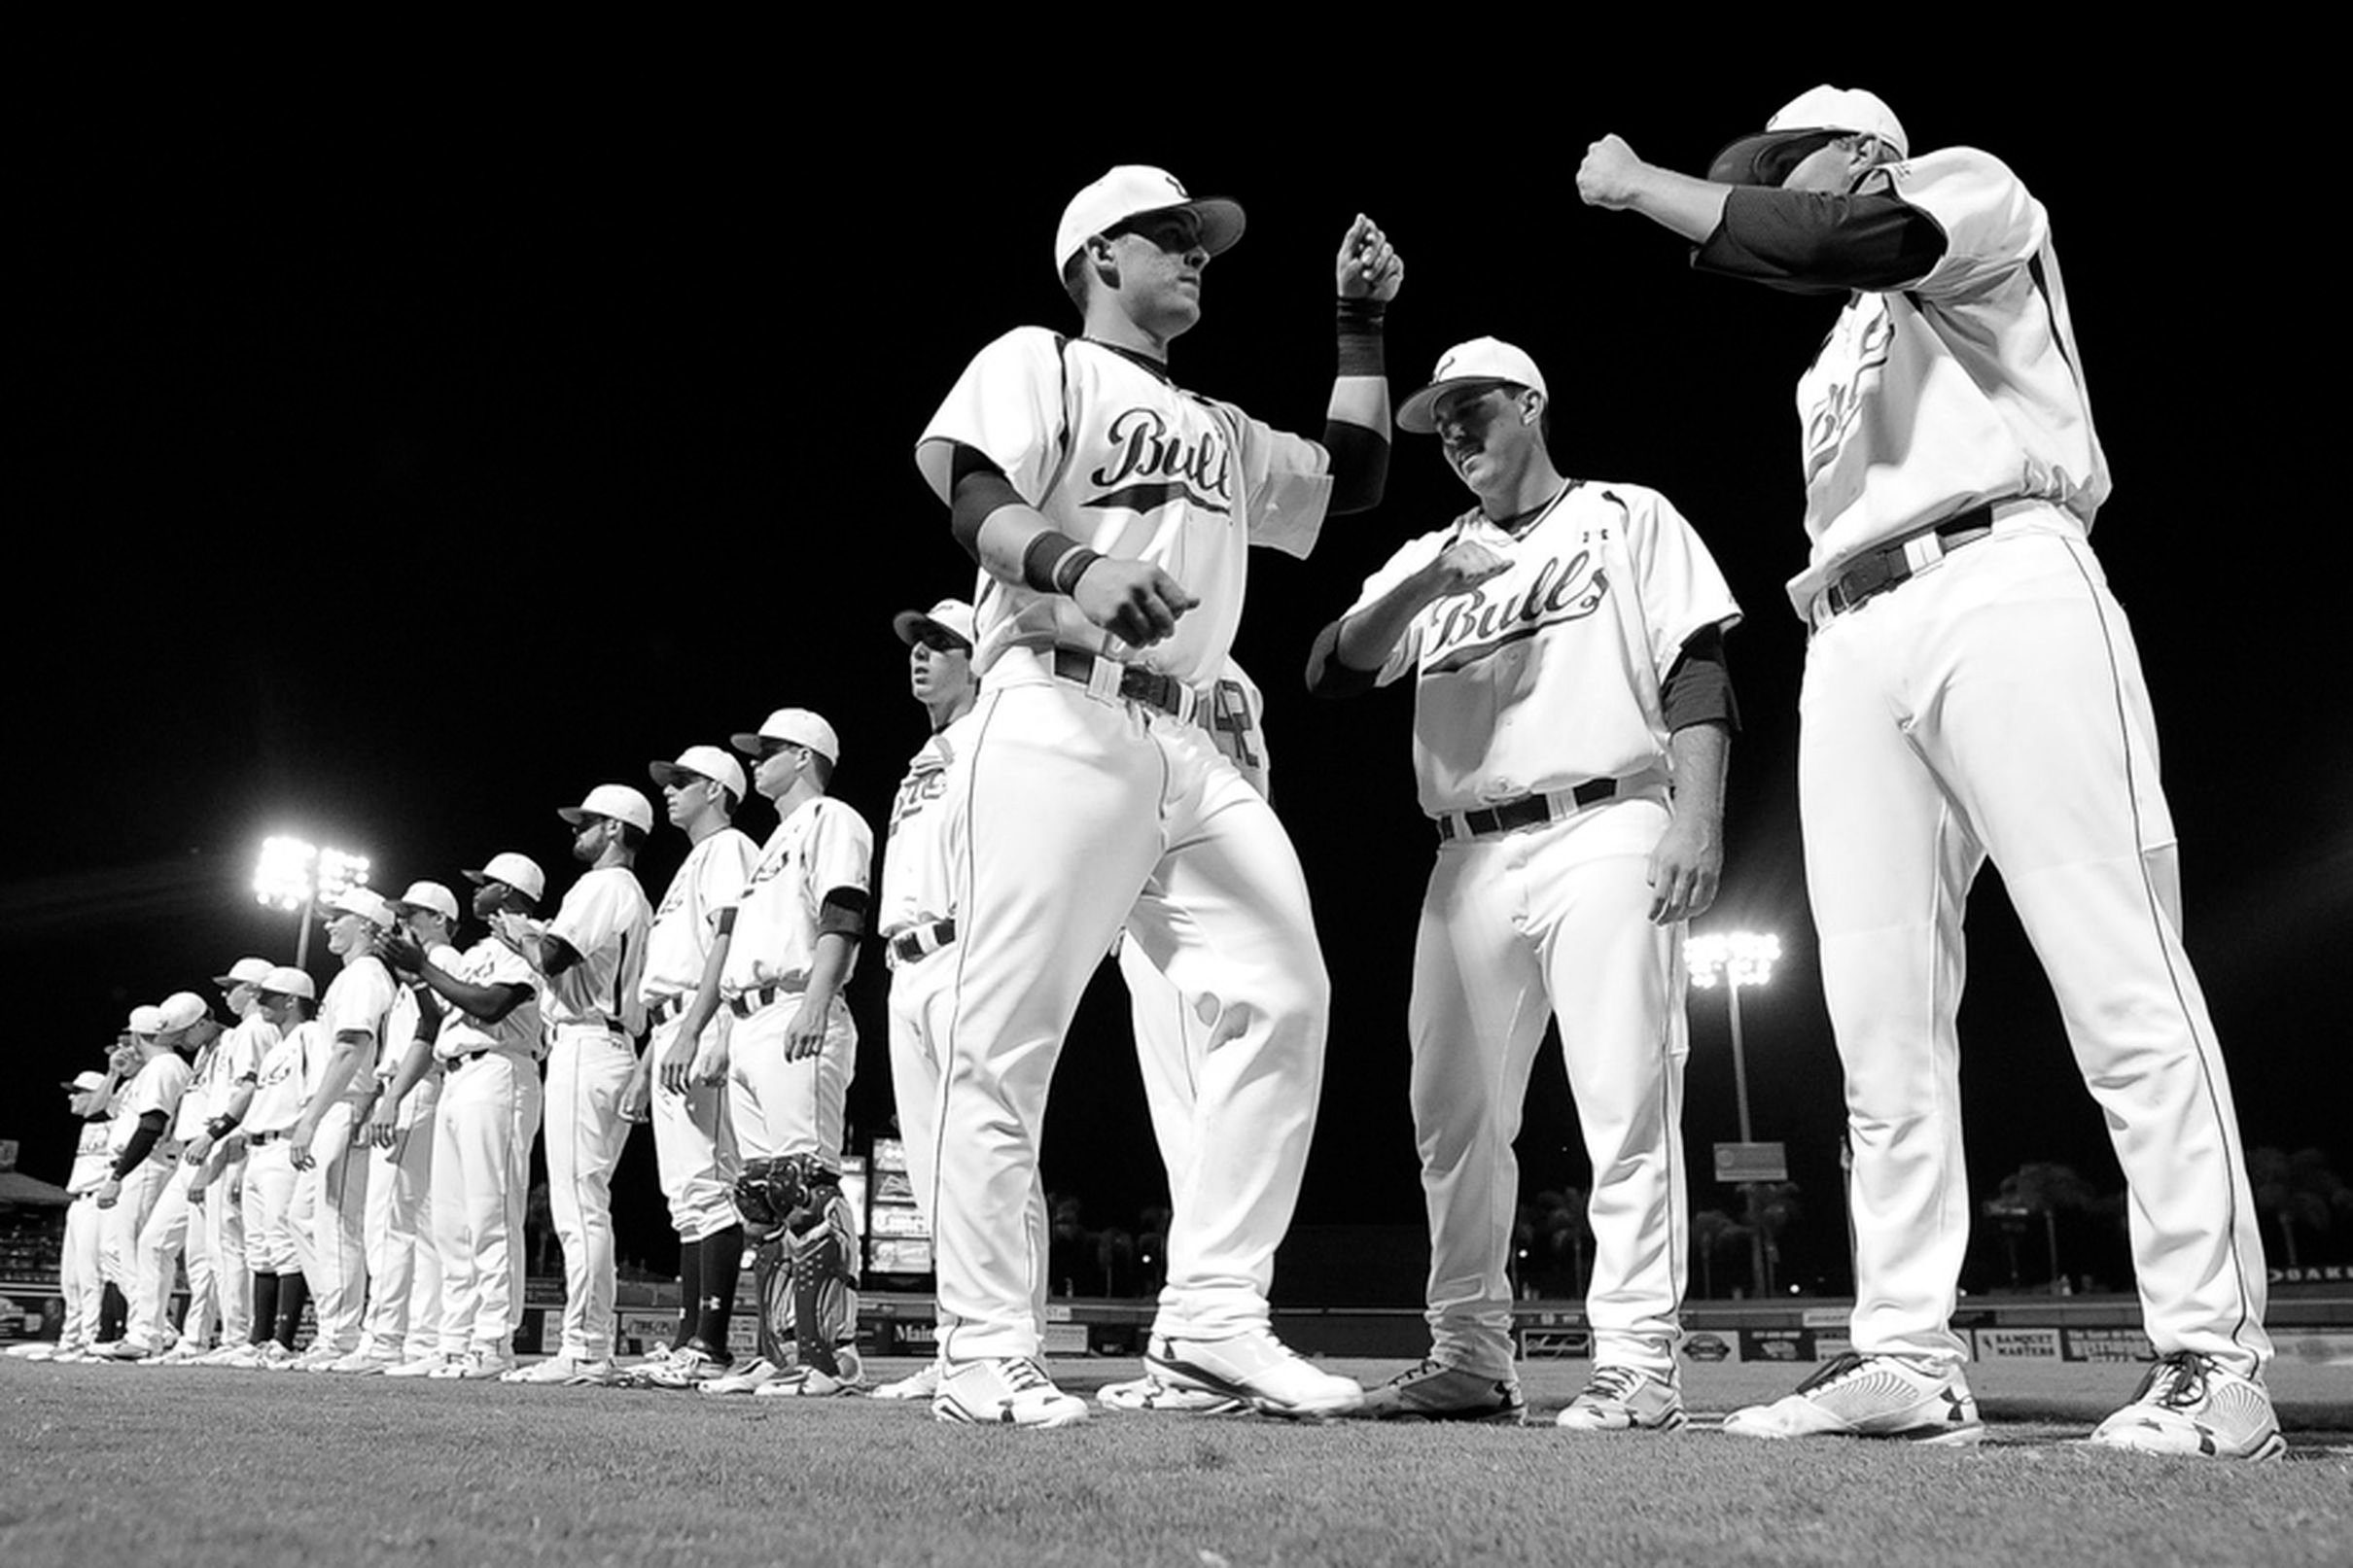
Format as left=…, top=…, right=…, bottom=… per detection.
left=1522, top=390, right=1543, bottom=426
left=1087, top=234, right=1120, bottom=290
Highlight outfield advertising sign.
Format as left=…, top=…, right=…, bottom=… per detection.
left=1740, top=1328, right=1813, bottom=1363
left=2062, top=1328, right=2156, bottom=1364
left=1973, top=1327, right=2063, bottom=1362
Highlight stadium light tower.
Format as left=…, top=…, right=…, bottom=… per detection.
left=1687, top=929, right=1782, bottom=1298
left=253, top=836, right=370, bottom=967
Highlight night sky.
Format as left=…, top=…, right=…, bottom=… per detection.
left=13, top=67, right=2344, bottom=1291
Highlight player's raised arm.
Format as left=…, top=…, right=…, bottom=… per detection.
left=1323, top=214, right=1401, bottom=513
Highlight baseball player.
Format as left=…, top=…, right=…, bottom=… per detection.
left=285, top=886, right=402, bottom=1369
left=343, top=882, right=459, bottom=1373
left=1577, top=86, right=2280, bottom=1458
left=869, top=598, right=1025, bottom=1404
left=495, top=786, right=652, bottom=1385
left=90, top=1003, right=192, bottom=1355
left=112, top=991, right=226, bottom=1359
left=1307, top=336, right=1739, bottom=1428
left=911, top=165, right=1398, bottom=1425
left=172, top=958, right=281, bottom=1361
left=16, top=1066, right=123, bottom=1361
left=383, top=852, right=546, bottom=1381
left=633, top=746, right=758, bottom=1387
left=213, top=965, right=320, bottom=1369
left=660, top=709, right=871, bottom=1398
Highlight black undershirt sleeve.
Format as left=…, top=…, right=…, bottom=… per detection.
left=816, top=888, right=870, bottom=941
left=1694, top=189, right=1948, bottom=296
left=111, top=1111, right=168, bottom=1178
left=1304, top=617, right=1381, bottom=698
left=1321, top=420, right=1389, bottom=515
left=947, top=445, right=1025, bottom=560
left=1660, top=624, right=1739, bottom=733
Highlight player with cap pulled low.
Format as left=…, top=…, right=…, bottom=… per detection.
left=632, top=745, right=758, bottom=1387
left=108, top=991, right=226, bottom=1359
left=665, top=709, right=872, bottom=1398
left=910, top=163, right=1399, bottom=1427
left=212, top=965, right=321, bottom=1368
left=1309, top=335, right=1739, bottom=1428
left=341, top=882, right=461, bottom=1373
left=495, top=787, right=652, bottom=1385
left=285, top=886, right=404, bottom=1369
left=89, top=1003, right=192, bottom=1356
left=384, top=852, right=546, bottom=1380
left=1578, top=86, right=2281, bottom=1458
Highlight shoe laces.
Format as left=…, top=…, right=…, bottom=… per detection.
left=2132, top=1352, right=2212, bottom=1410
left=1793, top=1352, right=1871, bottom=1394
left=1387, top=1358, right=1451, bottom=1388
left=1583, top=1364, right=1646, bottom=1402
left=1001, top=1358, right=1054, bottom=1393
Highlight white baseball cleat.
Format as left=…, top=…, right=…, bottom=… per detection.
left=326, top=1349, right=403, bottom=1376
left=433, top=1347, right=515, bottom=1380
left=92, top=1338, right=159, bottom=1362
left=869, top=1362, right=942, bottom=1402
left=153, top=1341, right=211, bottom=1366
left=1556, top=1364, right=1687, bottom=1432
left=1097, top=1370, right=1249, bottom=1415
left=8, top=1342, right=62, bottom=1362
left=697, top=1357, right=782, bottom=1396
left=501, top=1353, right=602, bottom=1385
left=644, top=1345, right=733, bottom=1389
left=256, top=1342, right=302, bottom=1371
left=1145, top=1331, right=1362, bottom=1419
left=2087, top=1352, right=2286, bottom=1461
left=1353, top=1360, right=1525, bottom=1424
left=1723, top=1352, right=1983, bottom=1444
left=198, top=1342, right=260, bottom=1368
left=931, top=1356, right=1089, bottom=1429
left=384, top=1353, right=455, bottom=1379
left=754, top=1362, right=863, bottom=1398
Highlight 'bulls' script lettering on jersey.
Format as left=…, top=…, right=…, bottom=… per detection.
left=1085, top=406, right=1234, bottom=518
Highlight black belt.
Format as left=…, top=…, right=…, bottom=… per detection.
left=442, top=1050, right=492, bottom=1070
left=1436, top=779, right=1618, bottom=843
left=1051, top=647, right=1192, bottom=720
left=646, top=993, right=686, bottom=1028
left=888, top=918, right=957, bottom=969
left=246, top=1130, right=285, bottom=1146
left=1816, top=503, right=1997, bottom=622
left=729, top=983, right=795, bottom=1019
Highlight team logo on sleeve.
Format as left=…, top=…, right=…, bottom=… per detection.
left=1084, top=407, right=1233, bottom=516
left=1423, top=550, right=1611, bottom=675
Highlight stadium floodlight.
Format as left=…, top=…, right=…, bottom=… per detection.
left=1687, top=929, right=1782, bottom=1299
left=253, top=835, right=371, bottom=966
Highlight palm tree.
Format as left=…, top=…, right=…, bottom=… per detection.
left=2248, top=1146, right=2352, bottom=1271
left=1984, top=1163, right=2098, bottom=1294
left=1690, top=1207, right=1750, bottom=1300
left=1742, top=1182, right=1802, bottom=1296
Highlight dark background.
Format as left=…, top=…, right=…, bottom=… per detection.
left=11, top=64, right=2344, bottom=1295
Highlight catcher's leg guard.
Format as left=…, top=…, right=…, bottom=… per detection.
left=754, top=1236, right=790, bottom=1368
left=785, top=1175, right=860, bottom=1376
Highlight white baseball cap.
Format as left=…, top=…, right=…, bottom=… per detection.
left=1396, top=338, right=1550, bottom=435
left=260, top=964, right=317, bottom=1001
left=213, top=956, right=274, bottom=989
left=464, top=851, right=547, bottom=903
left=893, top=599, right=976, bottom=650
left=324, top=885, right=399, bottom=928
left=128, top=1004, right=165, bottom=1035
left=391, top=880, right=461, bottom=923
left=68, top=1069, right=109, bottom=1094
left=157, top=992, right=209, bottom=1031
left=558, top=784, right=655, bottom=835
left=1708, top=86, right=1909, bottom=186
left=731, top=708, right=841, bottom=766
left=649, top=745, right=749, bottom=804
left=1053, top=165, right=1246, bottom=278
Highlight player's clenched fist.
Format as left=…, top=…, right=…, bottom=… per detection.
left=1426, top=538, right=1513, bottom=596
left=1338, top=214, right=1403, bottom=302
left=1577, top=134, right=1646, bottom=209
left=1073, top=558, right=1199, bottom=647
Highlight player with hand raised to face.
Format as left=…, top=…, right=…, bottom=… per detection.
left=1579, top=87, right=2280, bottom=1459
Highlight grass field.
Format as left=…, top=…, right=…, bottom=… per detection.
left=5, top=1356, right=2347, bottom=1568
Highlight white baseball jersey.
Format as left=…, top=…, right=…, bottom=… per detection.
left=116, top=1054, right=193, bottom=1162
left=376, top=945, right=461, bottom=1129
left=880, top=714, right=978, bottom=937
left=721, top=798, right=874, bottom=998
left=319, top=956, right=399, bottom=1105
left=171, top=1044, right=220, bottom=1142
left=1781, top=148, right=2109, bottom=615
left=214, top=1015, right=278, bottom=1099
left=1347, top=482, right=1740, bottom=815
left=67, top=1112, right=116, bottom=1195
left=640, top=828, right=758, bottom=1003
left=542, top=867, right=651, bottom=1035
left=244, top=1025, right=316, bottom=1134
left=916, top=329, right=1330, bottom=686
left=433, top=938, right=544, bottom=1063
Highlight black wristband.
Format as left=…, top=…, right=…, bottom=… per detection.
left=1337, top=296, right=1387, bottom=377
left=207, top=1114, right=239, bottom=1139
left=1021, top=531, right=1088, bottom=593
left=1052, top=547, right=1104, bottom=597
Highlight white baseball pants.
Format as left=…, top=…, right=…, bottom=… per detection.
left=58, top=1196, right=104, bottom=1351
left=361, top=1076, right=440, bottom=1360
left=240, top=1139, right=300, bottom=1275
left=726, top=995, right=853, bottom=1167
left=290, top=1102, right=369, bottom=1354
left=544, top=1023, right=635, bottom=1360
left=432, top=1052, right=542, bottom=1354
left=1801, top=519, right=2271, bottom=1374
left=650, top=1013, right=740, bottom=1242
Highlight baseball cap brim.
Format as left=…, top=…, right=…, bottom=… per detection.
left=1706, top=127, right=1846, bottom=187
left=648, top=761, right=706, bottom=788
left=892, top=610, right=971, bottom=649
left=1125, top=197, right=1246, bottom=258
left=1396, top=377, right=1519, bottom=436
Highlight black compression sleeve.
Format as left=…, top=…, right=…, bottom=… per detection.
left=1695, top=188, right=1948, bottom=295
left=111, top=1111, right=168, bottom=1178
left=816, top=888, right=870, bottom=940
left=1661, top=625, right=1740, bottom=732
left=1323, top=420, right=1390, bottom=515
left=948, top=445, right=1025, bottom=559
left=1304, top=617, right=1381, bottom=698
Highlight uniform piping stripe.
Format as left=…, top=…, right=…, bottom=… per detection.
left=2057, top=540, right=2261, bottom=1357
left=931, top=687, right=1004, bottom=1367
